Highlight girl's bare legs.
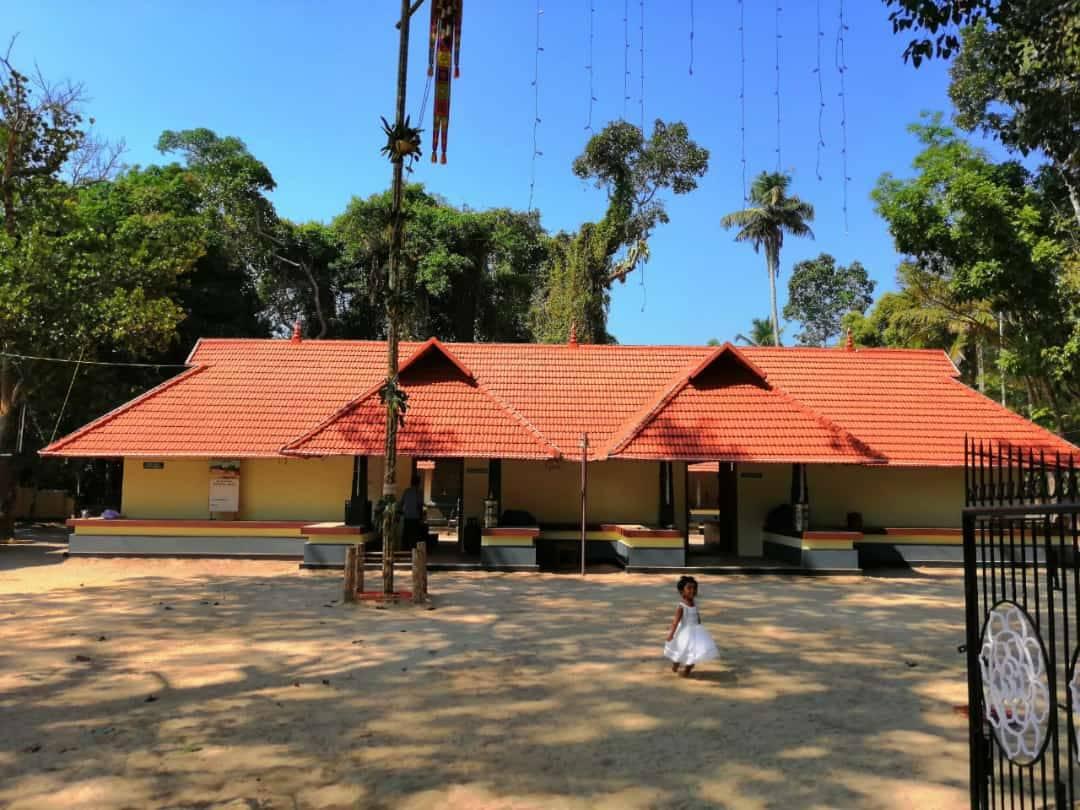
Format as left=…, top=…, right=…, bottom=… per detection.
left=671, top=661, right=679, bottom=673
left=680, top=665, right=694, bottom=678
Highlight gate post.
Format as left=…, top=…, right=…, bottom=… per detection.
left=962, top=509, right=986, bottom=809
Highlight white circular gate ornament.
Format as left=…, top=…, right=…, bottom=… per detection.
left=980, top=601, right=1051, bottom=765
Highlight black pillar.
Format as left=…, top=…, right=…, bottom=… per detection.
left=488, top=458, right=502, bottom=501
left=717, top=461, right=738, bottom=553
left=658, top=462, right=675, bottom=527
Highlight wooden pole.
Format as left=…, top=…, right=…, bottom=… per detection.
left=357, top=539, right=365, bottom=594
left=382, top=0, right=423, bottom=596
left=580, top=433, right=588, bottom=576
left=344, top=545, right=358, bottom=603
left=412, top=540, right=427, bottom=604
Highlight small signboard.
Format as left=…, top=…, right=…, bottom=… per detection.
left=209, top=459, right=240, bottom=513
left=143, top=461, right=164, bottom=470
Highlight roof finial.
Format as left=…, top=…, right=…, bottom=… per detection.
left=291, top=320, right=302, bottom=343
left=569, top=320, right=578, bottom=347
left=845, top=328, right=854, bottom=352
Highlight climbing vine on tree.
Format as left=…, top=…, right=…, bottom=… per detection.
left=531, top=120, right=709, bottom=344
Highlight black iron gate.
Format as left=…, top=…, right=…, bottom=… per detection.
left=964, top=438, right=1080, bottom=808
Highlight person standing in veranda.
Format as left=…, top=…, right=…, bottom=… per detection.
left=398, top=473, right=424, bottom=551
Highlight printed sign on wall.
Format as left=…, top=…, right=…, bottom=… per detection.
left=209, top=459, right=241, bottom=513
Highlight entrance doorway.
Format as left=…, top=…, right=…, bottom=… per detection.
left=688, top=461, right=739, bottom=558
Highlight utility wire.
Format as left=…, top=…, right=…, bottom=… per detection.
left=0, top=350, right=188, bottom=369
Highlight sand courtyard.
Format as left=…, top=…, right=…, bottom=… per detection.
left=0, top=540, right=970, bottom=809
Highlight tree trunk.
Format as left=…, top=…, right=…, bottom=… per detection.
left=976, top=338, right=985, bottom=394
left=382, top=0, right=415, bottom=596
left=1062, top=169, right=1080, bottom=230
left=767, top=249, right=781, bottom=347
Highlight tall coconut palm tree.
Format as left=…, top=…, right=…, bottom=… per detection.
left=720, top=172, right=814, bottom=346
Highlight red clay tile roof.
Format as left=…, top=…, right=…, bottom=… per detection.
left=605, top=344, right=882, bottom=464
left=41, top=338, right=1078, bottom=466
left=282, top=345, right=559, bottom=460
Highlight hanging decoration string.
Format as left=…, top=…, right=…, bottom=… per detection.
left=623, top=0, right=631, bottom=119
left=836, top=0, right=850, bottom=232
left=639, top=0, right=646, bottom=132
left=774, top=0, right=782, bottom=172
left=414, top=70, right=433, bottom=128
left=815, top=0, right=825, bottom=181
left=689, top=0, right=695, bottom=76
left=738, top=0, right=747, bottom=201
left=585, top=0, right=596, bottom=131
left=529, top=2, right=544, bottom=211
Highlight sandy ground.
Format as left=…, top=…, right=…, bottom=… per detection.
left=0, top=540, right=971, bottom=810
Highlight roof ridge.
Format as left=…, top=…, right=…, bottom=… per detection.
left=41, top=365, right=205, bottom=456
left=281, top=382, right=383, bottom=455
left=763, top=379, right=887, bottom=463
left=603, top=373, right=695, bottom=459
left=472, top=377, right=563, bottom=458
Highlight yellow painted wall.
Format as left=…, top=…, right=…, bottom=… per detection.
left=502, top=460, right=660, bottom=525
left=366, top=455, right=415, bottom=501
left=462, top=459, right=489, bottom=524
left=806, top=465, right=963, bottom=529
left=736, top=463, right=791, bottom=556
left=122, top=458, right=211, bottom=519
left=239, top=457, right=353, bottom=521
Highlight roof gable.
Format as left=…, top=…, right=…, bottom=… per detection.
left=282, top=356, right=559, bottom=460
left=398, top=338, right=475, bottom=382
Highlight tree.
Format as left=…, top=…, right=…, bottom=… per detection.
left=154, top=128, right=275, bottom=355
left=328, top=185, right=547, bottom=343
left=884, top=1, right=1080, bottom=226
left=783, top=254, right=874, bottom=346
left=734, top=317, right=783, bottom=347
left=720, top=172, right=814, bottom=347
left=873, top=115, right=1078, bottom=433
left=530, top=120, right=709, bottom=343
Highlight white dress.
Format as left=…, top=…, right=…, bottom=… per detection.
left=664, top=602, right=719, bottom=666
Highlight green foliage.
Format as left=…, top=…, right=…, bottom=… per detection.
left=533, top=119, right=708, bottom=343
left=784, top=254, right=874, bottom=346
left=885, top=1, right=1080, bottom=225
left=327, top=185, right=547, bottom=342
left=721, top=172, right=814, bottom=347
left=734, top=317, right=783, bottom=348
left=872, top=117, right=1079, bottom=433
left=949, top=17, right=1080, bottom=224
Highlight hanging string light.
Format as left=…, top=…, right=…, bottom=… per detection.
left=738, top=0, right=747, bottom=200
left=639, top=0, right=646, bottom=132
left=774, top=1, right=782, bottom=172
left=836, top=0, right=849, bottom=231
left=689, top=0, right=695, bottom=76
left=529, top=2, right=544, bottom=211
left=623, top=0, right=631, bottom=119
left=814, top=0, right=825, bottom=181
left=585, top=0, right=596, bottom=131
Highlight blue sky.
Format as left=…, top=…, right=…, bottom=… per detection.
left=6, top=1, right=995, bottom=346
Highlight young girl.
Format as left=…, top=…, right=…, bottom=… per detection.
left=664, top=575, right=719, bottom=677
